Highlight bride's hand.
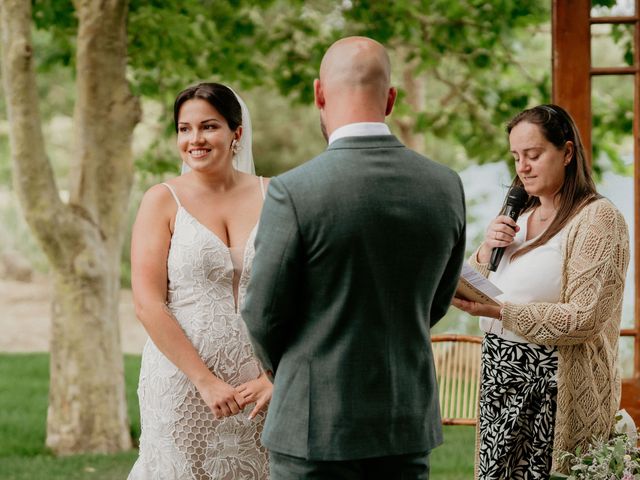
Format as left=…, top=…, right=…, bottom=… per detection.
left=237, top=373, right=273, bottom=419
left=196, top=377, right=246, bottom=419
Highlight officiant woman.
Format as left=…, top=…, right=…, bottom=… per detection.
left=453, top=104, right=629, bottom=478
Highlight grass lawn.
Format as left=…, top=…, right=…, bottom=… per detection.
left=0, top=353, right=475, bottom=479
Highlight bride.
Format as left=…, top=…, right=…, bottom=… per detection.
left=128, top=83, right=271, bottom=479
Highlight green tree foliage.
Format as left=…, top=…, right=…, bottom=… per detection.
left=265, top=0, right=552, bottom=168
left=32, top=0, right=277, bottom=92
left=267, top=0, right=634, bottom=174
left=18, top=0, right=640, bottom=176
left=592, top=18, right=635, bottom=177
left=26, top=0, right=549, bottom=172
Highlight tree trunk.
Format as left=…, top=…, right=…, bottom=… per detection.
left=394, top=57, right=426, bottom=154
left=0, top=0, right=140, bottom=454
left=47, top=243, right=131, bottom=453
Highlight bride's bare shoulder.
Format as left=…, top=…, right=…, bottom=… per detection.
left=137, top=182, right=181, bottom=220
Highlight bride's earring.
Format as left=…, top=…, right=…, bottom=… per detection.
left=231, top=139, right=241, bottom=155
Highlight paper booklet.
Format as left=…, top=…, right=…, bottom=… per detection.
left=455, top=263, right=503, bottom=306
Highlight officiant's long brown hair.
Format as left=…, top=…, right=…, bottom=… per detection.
left=503, top=104, right=601, bottom=262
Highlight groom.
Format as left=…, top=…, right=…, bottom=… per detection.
left=243, top=36, right=466, bottom=479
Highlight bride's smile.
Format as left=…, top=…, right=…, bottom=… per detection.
left=177, top=98, right=240, bottom=171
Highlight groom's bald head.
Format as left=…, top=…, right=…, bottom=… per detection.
left=314, top=37, right=396, bottom=140
left=319, top=37, right=391, bottom=98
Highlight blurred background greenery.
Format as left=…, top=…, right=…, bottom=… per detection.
left=0, top=0, right=636, bottom=476
left=2, top=0, right=634, bottom=332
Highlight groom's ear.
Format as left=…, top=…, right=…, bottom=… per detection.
left=385, top=87, right=397, bottom=116
left=314, top=79, right=325, bottom=110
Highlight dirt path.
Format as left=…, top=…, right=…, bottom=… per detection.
left=0, top=279, right=147, bottom=354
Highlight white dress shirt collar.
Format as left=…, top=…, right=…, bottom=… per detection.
left=328, top=122, right=392, bottom=145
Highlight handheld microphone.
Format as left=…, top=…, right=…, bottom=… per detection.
left=488, top=186, right=528, bottom=272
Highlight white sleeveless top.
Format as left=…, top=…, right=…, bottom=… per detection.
left=479, top=212, right=565, bottom=344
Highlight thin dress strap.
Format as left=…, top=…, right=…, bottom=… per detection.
left=259, top=176, right=266, bottom=200
left=161, top=183, right=182, bottom=208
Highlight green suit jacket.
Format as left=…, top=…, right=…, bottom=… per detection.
left=242, top=135, right=466, bottom=461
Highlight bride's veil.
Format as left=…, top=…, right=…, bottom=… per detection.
left=181, top=86, right=255, bottom=175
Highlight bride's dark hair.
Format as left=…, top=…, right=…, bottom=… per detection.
left=173, top=83, right=242, bottom=132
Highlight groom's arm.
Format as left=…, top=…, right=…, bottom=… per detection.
left=429, top=222, right=465, bottom=327
left=242, top=176, right=302, bottom=375
left=429, top=179, right=466, bottom=327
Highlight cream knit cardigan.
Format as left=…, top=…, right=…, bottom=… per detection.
left=470, top=198, right=630, bottom=473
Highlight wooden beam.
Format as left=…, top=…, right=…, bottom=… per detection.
left=591, top=67, right=638, bottom=75
left=621, top=379, right=640, bottom=426
left=554, top=0, right=640, bottom=427
left=591, top=16, right=638, bottom=24
left=552, top=0, right=592, bottom=163
left=633, top=0, right=640, bottom=385
left=625, top=0, right=640, bottom=428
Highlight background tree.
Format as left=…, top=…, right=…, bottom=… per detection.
left=0, top=0, right=283, bottom=454
left=263, top=0, right=631, bottom=174
left=0, top=0, right=138, bottom=453
left=0, top=0, right=319, bottom=455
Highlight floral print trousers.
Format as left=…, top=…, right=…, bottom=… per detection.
left=478, top=333, right=558, bottom=480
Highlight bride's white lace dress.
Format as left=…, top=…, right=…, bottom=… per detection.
left=128, top=183, right=269, bottom=480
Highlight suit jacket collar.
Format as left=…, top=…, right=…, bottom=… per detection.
left=326, top=135, right=404, bottom=151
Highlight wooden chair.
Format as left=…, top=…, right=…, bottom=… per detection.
left=432, top=334, right=482, bottom=425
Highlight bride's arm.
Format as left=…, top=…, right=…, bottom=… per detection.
left=131, top=184, right=246, bottom=418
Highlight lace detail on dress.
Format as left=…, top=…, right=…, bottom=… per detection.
left=129, top=191, right=268, bottom=479
left=229, top=246, right=245, bottom=313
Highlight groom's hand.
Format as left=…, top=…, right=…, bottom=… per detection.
left=196, top=376, right=246, bottom=419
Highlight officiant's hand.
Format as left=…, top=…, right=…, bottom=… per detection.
left=196, top=377, right=246, bottom=419
left=477, top=215, right=520, bottom=263
left=452, top=297, right=501, bottom=319
left=237, top=373, right=272, bottom=420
